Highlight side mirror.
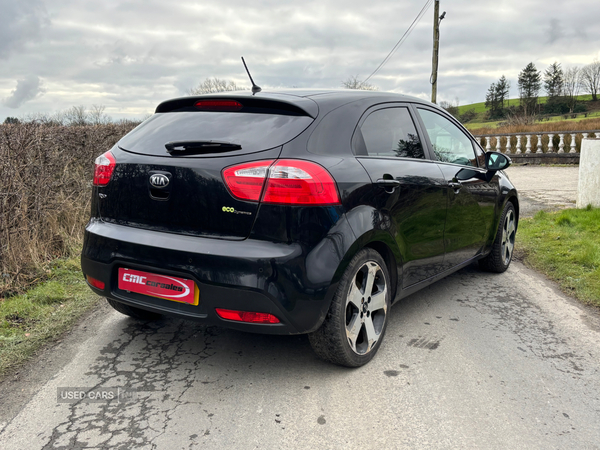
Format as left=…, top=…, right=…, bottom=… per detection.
left=485, top=152, right=511, bottom=171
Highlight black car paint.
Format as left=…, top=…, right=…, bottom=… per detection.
left=81, top=90, right=518, bottom=335
left=96, top=146, right=284, bottom=240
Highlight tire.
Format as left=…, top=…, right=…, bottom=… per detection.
left=106, top=298, right=163, bottom=321
left=479, top=201, right=517, bottom=273
left=308, top=248, right=391, bottom=367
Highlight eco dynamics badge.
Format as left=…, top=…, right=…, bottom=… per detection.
left=117, top=268, right=198, bottom=305
left=222, top=206, right=252, bottom=215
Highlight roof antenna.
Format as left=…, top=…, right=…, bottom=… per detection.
left=241, top=57, right=262, bottom=94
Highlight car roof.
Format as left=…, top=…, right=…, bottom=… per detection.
left=155, top=89, right=443, bottom=120
left=208, top=89, right=429, bottom=108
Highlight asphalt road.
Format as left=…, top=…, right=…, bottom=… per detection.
left=1, top=166, right=598, bottom=450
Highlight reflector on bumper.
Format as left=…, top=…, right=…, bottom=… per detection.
left=215, top=308, right=280, bottom=324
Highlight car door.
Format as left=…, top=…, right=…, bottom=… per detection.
left=414, top=107, right=497, bottom=270
left=354, top=105, right=448, bottom=288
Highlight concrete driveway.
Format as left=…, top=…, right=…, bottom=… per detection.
left=505, top=165, right=579, bottom=217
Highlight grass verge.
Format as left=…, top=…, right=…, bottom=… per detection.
left=0, top=256, right=99, bottom=378
left=517, top=207, right=600, bottom=307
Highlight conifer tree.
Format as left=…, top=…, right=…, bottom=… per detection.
left=518, top=62, right=542, bottom=115
left=544, top=62, right=564, bottom=99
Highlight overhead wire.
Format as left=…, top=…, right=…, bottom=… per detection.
left=362, top=0, right=434, bottom=85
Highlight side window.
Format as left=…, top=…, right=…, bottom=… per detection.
left=417, top=108, right=478, bottom=167
left=356, top=108, right=424, bottom=159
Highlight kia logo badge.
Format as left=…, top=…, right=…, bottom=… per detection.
left=149, top=174, right=169, bottom=188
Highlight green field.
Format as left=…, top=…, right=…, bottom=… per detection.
left=458, top=94, right=595, bottom=116
left=457, top=95, right=599, bottom=132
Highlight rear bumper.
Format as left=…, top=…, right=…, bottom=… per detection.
left=81, top=219, right=355, bottom=334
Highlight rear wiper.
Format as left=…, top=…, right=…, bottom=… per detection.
left=165, top=141, right=242, bottom=155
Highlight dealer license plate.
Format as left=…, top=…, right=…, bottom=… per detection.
left=117, top=268, right=198, bottom=305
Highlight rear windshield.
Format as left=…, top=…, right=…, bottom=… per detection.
left=118, top=112, right=314, bottom=157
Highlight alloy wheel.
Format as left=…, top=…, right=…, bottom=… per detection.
left=345, top=261, right=388, bottom=355
left=501, top=208, right=516, bottom=266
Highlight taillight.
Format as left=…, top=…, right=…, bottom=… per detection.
left=93, top=151, right=116, bottom=186
left=263, top=160, right=340, bottom=205
left=222, top=160, right=274, bottom=201
left=222, top=159, right=340, bottom=205
left=215, top=308, right=280, bottom=324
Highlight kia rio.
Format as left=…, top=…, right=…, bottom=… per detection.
left=81, top=90, right=518, bottom=367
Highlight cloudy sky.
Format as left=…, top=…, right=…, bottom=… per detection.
left=1, top=0, right=599, bottom=122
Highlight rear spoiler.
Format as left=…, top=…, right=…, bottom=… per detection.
left=156, top=95, right=317, bottom=118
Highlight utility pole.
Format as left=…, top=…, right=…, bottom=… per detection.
left=431, top=1, right=446, bottom=104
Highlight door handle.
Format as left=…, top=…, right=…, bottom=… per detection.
left=376, top=179, right=401, bottom=187
left=448, top=181, right=462, bottom=193
left=376, top=178, right=401, bottom=194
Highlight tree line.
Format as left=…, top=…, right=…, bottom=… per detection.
left=485, top=60, right=600, bottom=120
left=3, top=105, right=146, bottom=126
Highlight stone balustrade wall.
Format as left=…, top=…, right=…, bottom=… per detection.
left=473, top=131, right=600, bottom=155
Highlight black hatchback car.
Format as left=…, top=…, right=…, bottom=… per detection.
left=81, top=90, right=518, bottom=367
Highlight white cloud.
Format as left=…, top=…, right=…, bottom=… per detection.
left=0, top=0, right=599, bottom=121
left=2, top=76, right=45, bottom=108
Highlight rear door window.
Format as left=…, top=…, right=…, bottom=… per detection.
left=353, top=107, right=425, bottom=159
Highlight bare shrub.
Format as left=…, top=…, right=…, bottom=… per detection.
left=188, top=78, right=246, bottom=95
left=440, top=99, right=459, bottom=118
left=0, top=123, right=137, bottom=297
left=498, top=112, right=538, bottom=128
left=341, top=76, right=378, bottom=91
left=459, top=109, right=477, bottom=123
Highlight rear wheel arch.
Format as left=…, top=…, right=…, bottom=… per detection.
left=330, top=230, right=401, bottom=303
